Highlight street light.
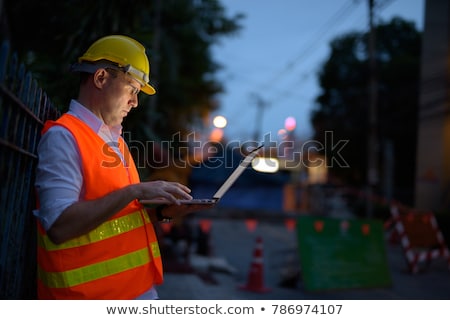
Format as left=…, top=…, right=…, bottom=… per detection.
left=213, top=115, right=227, bottom=128
left=252, top=156, right=279, bottom=173
left=210, top=115, right=227, bottom=143
left=284, top=116, right=296, bottom=132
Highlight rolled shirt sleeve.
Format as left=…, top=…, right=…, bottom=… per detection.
left=33, top=125, right=83, bottom=231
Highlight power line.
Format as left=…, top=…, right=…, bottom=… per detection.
left=265, top=0, right=401, bottom=110
left=255, top=0, right=364, bottom=96
left=227, top=1, right=365, bottom=129
left=222, top=0, right=385, bottom=139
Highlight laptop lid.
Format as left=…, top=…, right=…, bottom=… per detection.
left=139, top=144, right=263, bottom=205
left=211, top=144, right=263, bottom=200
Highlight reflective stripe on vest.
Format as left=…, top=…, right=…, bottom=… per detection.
left=38, top=246, right=159, bottom=288
left=37, top=209, right=151, bottom=251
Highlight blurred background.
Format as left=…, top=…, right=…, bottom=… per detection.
left=2, top=0, right=450, bottom=299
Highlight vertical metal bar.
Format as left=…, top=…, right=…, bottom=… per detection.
left=0, top=41, right=9, bottom=83
left=366, top=0, right=378, bottom=217
left=0, top=42, right=13, bottom=295
left=0, top=40, right=58, bottom=298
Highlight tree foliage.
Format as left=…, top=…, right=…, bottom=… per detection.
left=2, top=3, right=242, bottom=132
left=311, top=17, right=421, bottom=203
left=2, top=0, right=243, bottom=177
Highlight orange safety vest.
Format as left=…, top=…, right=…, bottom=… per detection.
left=36, top=114, right=163, bottom=299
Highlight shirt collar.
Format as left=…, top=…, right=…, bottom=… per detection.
left=68, top=99, right=123, bottom=140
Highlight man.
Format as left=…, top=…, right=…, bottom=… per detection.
left=34, top=35, right=211, bottom=299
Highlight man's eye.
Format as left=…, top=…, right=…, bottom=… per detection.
left=129, top=85, right=139, bottom=95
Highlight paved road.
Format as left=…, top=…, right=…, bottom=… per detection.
left=156, top=217, right=450, bottom=300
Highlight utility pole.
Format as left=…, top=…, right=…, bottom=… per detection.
left=147, top=0, right=162, bottom=126
left=367, top=0, right=379, bottom=217
left=251, top=93, right=269, bottom=142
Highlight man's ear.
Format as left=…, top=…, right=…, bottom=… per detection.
left=93, top=68, right=108, bottom=89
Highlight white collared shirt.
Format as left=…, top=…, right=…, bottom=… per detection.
left=34, top=99, right=126, bottom=230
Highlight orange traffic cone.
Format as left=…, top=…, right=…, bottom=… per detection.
left=238, top=236, right=271, bottom=293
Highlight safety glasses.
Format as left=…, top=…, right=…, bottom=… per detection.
left=71, top=61, right=149, bottom=88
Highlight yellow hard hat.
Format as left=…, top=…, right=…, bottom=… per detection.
left=73, top=35, right=156, bottom=95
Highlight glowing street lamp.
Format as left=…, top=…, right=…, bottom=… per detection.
left=213, top=115, right=227, bottom=128
left=284, top=116, right=296, bottom=132
left=252, top=156, right=279, bottom=173
left=210, top=115, right=227, bottom=143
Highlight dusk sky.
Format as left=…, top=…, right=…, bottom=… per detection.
left=211, top=0, right=425, bottom=142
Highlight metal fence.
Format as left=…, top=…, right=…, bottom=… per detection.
left=0, top=40, right=60, bottom=299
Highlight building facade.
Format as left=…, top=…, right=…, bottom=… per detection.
left=415, top=0, right=450, bottom=212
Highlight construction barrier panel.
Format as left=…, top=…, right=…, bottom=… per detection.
left=389, top=205, right=450, bottom=273
left=296, top=215, right=392, bottom=292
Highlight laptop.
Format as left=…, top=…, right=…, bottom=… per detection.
left=139, top=144, right=263, bottom=205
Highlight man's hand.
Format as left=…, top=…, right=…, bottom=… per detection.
left=134, top=180, right=193, bottom=205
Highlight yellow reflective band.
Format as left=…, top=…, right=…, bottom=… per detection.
left=150, top=242, right=160, bottom=258
left=38, top=246, right=159, bottom=288
left=38, top=209, right=150, bottom=250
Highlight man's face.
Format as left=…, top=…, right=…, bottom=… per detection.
left=100, top=69, right=141, bottom=127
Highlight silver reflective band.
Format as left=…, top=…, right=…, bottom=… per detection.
left=122, top=64, right=149, bottom=86
left=70, top=62, right=149, bottom=87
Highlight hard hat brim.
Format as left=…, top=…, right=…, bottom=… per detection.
left=141, top=83, right=156, bottom=95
